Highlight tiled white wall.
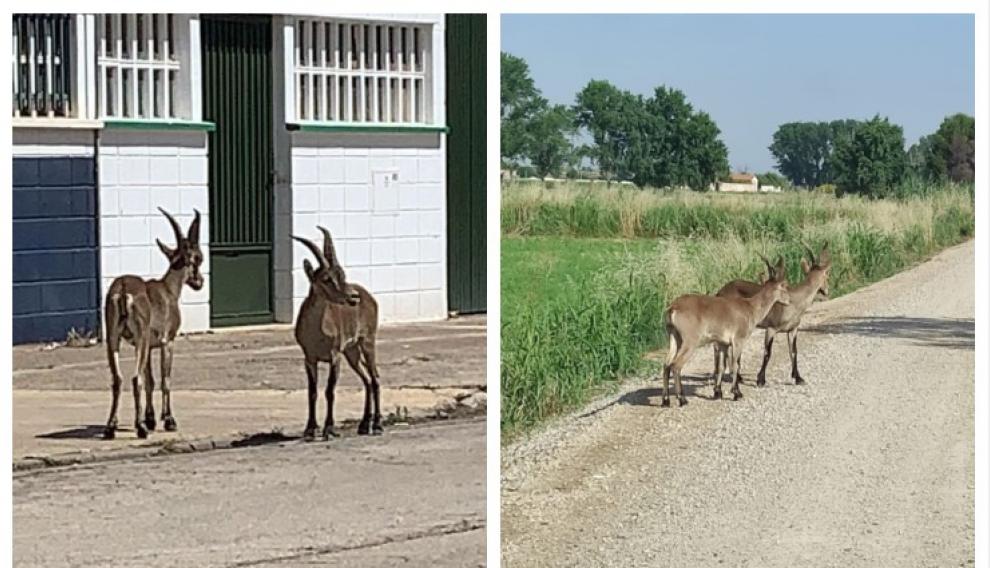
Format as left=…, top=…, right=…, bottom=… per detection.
left=98, top=130, right=211, bottom=332
left=279, top=133, right=447, bottom=323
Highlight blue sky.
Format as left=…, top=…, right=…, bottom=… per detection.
left=502, top=14, right=975, bottom=173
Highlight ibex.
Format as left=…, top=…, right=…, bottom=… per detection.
left=715, top=242, right=831, bottom=386
left=293, top=227, right=383, bottom=440
left=103, top=208, right=203, bottom=439
left=662, top=267, right=790, bottom=406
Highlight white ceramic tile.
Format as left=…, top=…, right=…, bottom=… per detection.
left=319, top=185, right=346, bottom=211
left=419, top=290, right=446, bottom=318
left=119, top=217, right=150, bottom=246
left=344, top=185, right=370, bottom=211
left=119, top=189, right=150, bottom=216
left=344, top=240, right=371, bottom=266
left=150, top=156, right=180, bottom=185
left=344, top=156, right=370, bottom=184
left=395, top=238, right=420, bottom=264
left=394, top=265, right=419, bottom=291
left=119, top=245, right=152, bottom=276
left=418, top=157, right=443, bottom=183
left=420, top=265, right=444, bottom=290
left=293, top=155, right=319, bottom=184
left=119, top=156, right=150, bottom=185
left=370, top=214, right=395, bottom=238
left=179, top=156, right=207, bottom=185
left=294, top=185, right=320, bottom=212
left=317, top=157, right=345, bottom=183
left=370, top=239, right=395, bottom=266
left=370, top=266, right=395, bottom=293
left=344, top=213, right=371, bottom=240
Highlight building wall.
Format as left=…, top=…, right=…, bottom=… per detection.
left=278, top=132, right=447, bottom=323
left=718, top=181, right=759, bottom=193
left=97, top=129, right=211, bottom=332
left=12, top=129, right=100, bottom=343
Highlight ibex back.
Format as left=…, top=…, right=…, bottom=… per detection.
left=293, top=227, right=383, bottom=440
left=103, top=208, right=203, bottom=439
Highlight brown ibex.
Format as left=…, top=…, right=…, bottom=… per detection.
left=662, top=269, right=790, bottom=406
left=103, top=208, right=203, bottom=439
left=715, top=242, right=831, bottom=386
left=293, top=227, right=383, bottom=440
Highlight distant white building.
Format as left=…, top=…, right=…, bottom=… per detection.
left=717, top=172, right=759, bottom=193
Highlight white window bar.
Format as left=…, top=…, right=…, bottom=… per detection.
left=97, top=13, right=179, bottom=119
left=12, top=14, right=75, bottom=118
left=293, top=17, right=431, bottom=125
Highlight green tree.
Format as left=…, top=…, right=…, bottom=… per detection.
left=528, top=105, right=576, bottom=178
left=574, top=82, right=728, bottom=189
left=927, top=113, right=975, bottom=182
left=768, top=122, right=833, bottom=187
left=573, top=80, right=647, bottom=181
left=500, top=52, right=546, bottom=165
left=832, top=115, right=907, bottom=197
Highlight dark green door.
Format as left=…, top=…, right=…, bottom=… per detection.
left=202, top=16, right=274, bottom=326
left=445, top=14, right=487, bottom=314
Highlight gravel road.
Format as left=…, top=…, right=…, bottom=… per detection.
left=15, top=418, right=485, bottom=567
left=502, top=241, right=974, bottom=567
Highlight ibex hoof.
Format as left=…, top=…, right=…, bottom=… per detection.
left=712, top=388, right=723, bottom=400
left=135, top=424, right=149, bottom=439
left=322, top=426, right=340, bottom=439
left=794, top=377, right=806, bottom=385
left=357, top=421, right=372, bottom=436
left=303, top=426, right=318, bottom=440
left=732, top=390, right=742, bottom=401
left=163, top=416, right=178, bottom=432
left=756, top=377, right=766, bottom=387
left=144, top=416, right=157, bottom=432
left=372, top=423, right=385, bottom=435
left=677, top=396, right=687, bottom=407
left=103, top=427, right=116, bottom=440
left=660, top=397, right=671, bottom=408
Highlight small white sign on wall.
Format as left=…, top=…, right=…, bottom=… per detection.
left=372, top=170, right=401, bottom=213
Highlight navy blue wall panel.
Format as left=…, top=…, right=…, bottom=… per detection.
left=12, top=155, right=100, bottom=344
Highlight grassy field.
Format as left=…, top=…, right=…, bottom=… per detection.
left=501, top=181, right=974, bottom=436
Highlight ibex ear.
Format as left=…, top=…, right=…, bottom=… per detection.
left=302, top=258, right=315, bottom=281
left=187, top=209, right=201, bottom=244
left=800, top=257, right=811, bottom=275
left=156, top=238, right=175, bottom=259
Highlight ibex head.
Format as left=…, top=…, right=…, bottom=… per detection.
left=800, top=241, right=832, bottom=300
left=293, top=227, right=360, bottom=307
left=157, top=208, right=204, bottom=291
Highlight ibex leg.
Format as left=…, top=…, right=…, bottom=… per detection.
left=104, top=338, right=123, bottom=440
left=303, top=359, right=319, bottom=439
left=756, top=328, right=775, bottom=386
left=132, top=337, right=151, bottom=439
left=730, top=340, right=744, bottom=400
left=788, top=330, right=805, bottom=385
left=661, top=329, right=679, bottom=407
left=345, top=346, right=374, bottom=435
left=322, top=356, right=341, bottom=439
left=143, top=356, right=156, bottom=431
left=363, top=341, right=384, bottom=434
left=160, top=342, right=177, bottom=431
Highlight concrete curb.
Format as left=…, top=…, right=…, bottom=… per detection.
left=14, top=390, right=486, bottom=473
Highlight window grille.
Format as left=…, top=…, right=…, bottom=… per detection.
left=12, top=14, right=74, bottom=118
left=97, top=14, right=180, bottom=119
left=292, top=18, right=431, bottom=124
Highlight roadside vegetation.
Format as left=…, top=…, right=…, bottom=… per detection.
left=501, top=181, right=974, bottom=435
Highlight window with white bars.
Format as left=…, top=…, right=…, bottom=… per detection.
left=293, top=18, right=432, bottom=125
left=97, top=14, right=184, bottom=119
left=12, top=14, right=75, bottom=118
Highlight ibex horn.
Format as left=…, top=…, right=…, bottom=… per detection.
left=158, top=207, right=184, bottom=245
left=292, top=235, right=328, bottom=269
left=757, top=252, right=774, bottom=275
left=819, top=240, right=831, bottom=266
left=187, top=209, right=201, bottom=244
left=800, top=240, right=818, bottom=266
left=317, top=226, right=340, bottom=268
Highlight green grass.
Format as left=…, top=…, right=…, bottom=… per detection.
left=500, top=181, right=974, bottom=437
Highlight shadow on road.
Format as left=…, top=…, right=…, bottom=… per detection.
left=804, top=316, right=974, bottom=350
left=36, top=425, right=107, bottom=439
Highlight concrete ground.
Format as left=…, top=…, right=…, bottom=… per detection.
left=13, top=316, right=486, bottom=465
left=14, top=419, right=486, bottom=567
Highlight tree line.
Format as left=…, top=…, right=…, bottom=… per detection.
left=501, top=52, right=729, bottom=190
left=501, top=51, right=974, bottom=197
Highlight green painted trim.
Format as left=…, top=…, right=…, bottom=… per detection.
left=210, top=312, right=276, bottom=327
left=103, top=119, right=217, bottom=132
left=287, top=122, right=449, bottom=134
